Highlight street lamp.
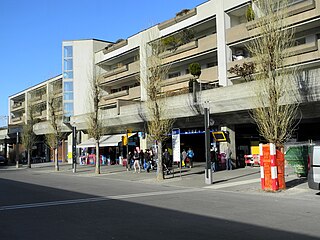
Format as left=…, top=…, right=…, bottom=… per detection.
left=204, top=101, right=213, bottom=184
left=63, top=119, right=77, bottom=173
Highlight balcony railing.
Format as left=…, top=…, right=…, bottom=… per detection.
left=103, top=40, right=128, bottom=54
left=158, top=8, right=197, bottom=30
left=101, top=61, right=140, bottom=85
left=99, top=86, right=141, bottom=107
left=161, top=66, right=218, bottom=93
left=160, top=33, right=217, bottom=64
left=246, top=0, right=316, bottom=31
left=12, top=101, right=25, bottom=110
left=228, top=39, right=320, bottom=79
left=11, top=116, right=24, bottom=124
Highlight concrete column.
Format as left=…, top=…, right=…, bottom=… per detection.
left=139, top=42, right=148, bottom=102
left=139, top=26, right=160, bottom=102
left=216, top=1, right=232, bottom=87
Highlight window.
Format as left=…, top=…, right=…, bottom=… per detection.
left=64, top=93, right=74, bottom=101
left=64, top=59, right=73, bottom=71
left=168, top=72, right=181, bottom=79
left=64, top=46, right=73, bottom=58
left=64, top=103, right=73, bottom=116
left=63, top=82, right=73, bottom=92
left=63, top=71, right=73, bottom=79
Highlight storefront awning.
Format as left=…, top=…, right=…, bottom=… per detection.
left=77, top=134, right=125, bottom=148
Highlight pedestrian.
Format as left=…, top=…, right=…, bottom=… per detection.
left=187, top=147, right=194, bottom=168
left=133, top=149, right=140, bottom=173
left=226, top=145, right=232, bottom=170
left=210, top=148, right=217, bottom=172
left=181, top=149, right=187, bottom=168
left=126, top=151, right=132, bottom=171
left=139, top=149, right=145, bottom=169
left=145, top=149, right=152, bottom=172
left=163, top=148, right=171, bottom=173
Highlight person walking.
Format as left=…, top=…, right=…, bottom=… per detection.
left=181, top=149, right=187, bottom=168
left=187, top=147, right=194, bottom=168
left=226, top=145, right=232, bottom=170
left=133, top=149, right=140, bottom=173
left=139, top=149, right=145, bottom=170
left=126, top=151, right=133, bottom=171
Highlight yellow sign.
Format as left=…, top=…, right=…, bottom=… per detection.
left=212, top=131, right=228, bottom=142
left=122, top=136, right=128, bottom=146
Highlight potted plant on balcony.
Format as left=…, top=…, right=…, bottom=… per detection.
left=188, top=62, right=201, bottom=94
left=246, top=4, right=255, bottom=22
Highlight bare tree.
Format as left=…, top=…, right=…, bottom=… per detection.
left=246, top=0, right=299, bottom=146
left=21, top=102, right=37, bottom=168
left=47, top=95, right=64, bottom=171
left=87, top=68, right=104, bottom=174
left=145, top=38, right=174, bottom=180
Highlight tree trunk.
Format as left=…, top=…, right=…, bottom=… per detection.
left=95, top=141, right=100, bottom=174
left=27, top=149, right=31, bottom=168
left=55, top=147, right=59, bottom=171
left=156, top=141, right=164, bottom=180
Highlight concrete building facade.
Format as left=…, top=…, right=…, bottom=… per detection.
left=8, top=0, right=320, bottom=164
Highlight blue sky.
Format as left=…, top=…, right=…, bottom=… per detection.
left=0, top=0, right=205, bottom=124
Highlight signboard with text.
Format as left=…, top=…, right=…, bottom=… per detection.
left=172, top=128, right=181, bottom=163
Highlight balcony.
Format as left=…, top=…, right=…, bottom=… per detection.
left=101, top=61, right=140, bottom=86
left=34, top=110, right=47, bottom=120
left=226, top=0, right=317, bottom=45
left=103, top=40, right=128, bottom=54
left=99, top=86, right=141, bottom=107
left=161, top=34, right=217, bottom=64
left=246, top=0, right=316, bottom=31
left=159, top=8, right=197, bottom=30
left=52, top=87, right=63, bottom=96
left=11, top=116, right=24, bottom=125
left=161, top=66, right=218, bottom=93
left=227, top=39, right=320, bottom=79
left=12, top=101, right=25, bottom=111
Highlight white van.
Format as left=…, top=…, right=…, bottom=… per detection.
left=308, top=146, right=320, bottom=190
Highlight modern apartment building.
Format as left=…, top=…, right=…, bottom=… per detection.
left=8, top=0, right=320, bottom=163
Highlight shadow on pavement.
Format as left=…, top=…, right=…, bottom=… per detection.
left=286, top=178, right=308, bottom=189
left=0, top=178, right=319, bottom=240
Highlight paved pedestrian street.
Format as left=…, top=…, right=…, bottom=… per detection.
left=1, top=163, right=319, bottom=240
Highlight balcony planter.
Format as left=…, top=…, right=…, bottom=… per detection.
left=158, top=8, right=197, bottom=30
left=103, top=40, right=128, bottom=54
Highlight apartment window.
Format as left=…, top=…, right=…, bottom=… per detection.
left=63, top=71, right=73, bottom=79
left=207, top=62, right=217, bottom=68
left=64, top=46, right=73, bottom=58
left=64, top=93, right=74, bottom=101
left=168, top=72, right=181, bottom=79
left=64, top=59, right=73, bottom=71
left=64, top=82, right=73, bottom=91
left=63, top=103, right=73, bottom=116
left=294, top=37, right=306, bottom=46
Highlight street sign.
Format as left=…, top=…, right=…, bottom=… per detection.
left=172, top=128, right=180, bottom=163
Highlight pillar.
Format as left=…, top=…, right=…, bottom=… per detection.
left=216, top=1, right=233, bottom=87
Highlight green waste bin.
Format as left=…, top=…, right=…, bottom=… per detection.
left=285, top=145, right=309, bottom=177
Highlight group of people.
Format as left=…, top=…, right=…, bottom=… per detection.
left=126, top=147, right=196, bottom=174
left=126, top=145, right=233, bottom=174
left=210, top=147, right=232, bottom=172
left=180, top=148, right=195, bottom=168
left=126, top=148, right=155, bottom=173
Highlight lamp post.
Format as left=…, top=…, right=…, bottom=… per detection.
left=72, top=124, right=77, bottom=173
left=16, top=132, right=19, bottom=168
left=63, top=119, right=77, bottom=173
left=204, top=102, right=213, bottom=184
